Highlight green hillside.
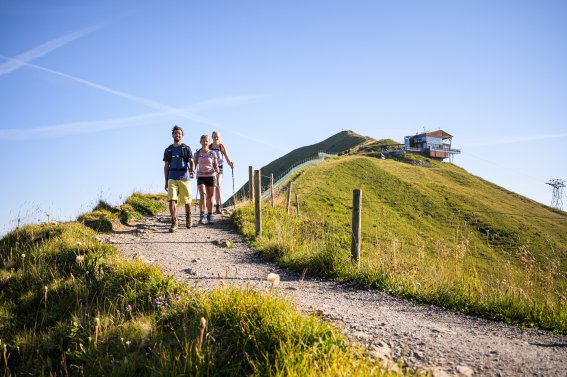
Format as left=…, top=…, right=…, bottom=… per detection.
left=232, top=130, right=369, bottom=202
left=234, top=143, right=567, bottom=332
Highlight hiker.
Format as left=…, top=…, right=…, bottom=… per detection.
left=163, top=125, right=194, bottom=232
left=195, top=134, right=220, bottom=224
left=210, top=130, right=234, bottom=214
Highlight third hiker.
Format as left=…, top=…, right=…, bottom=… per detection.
left=210, top=130, right=234, bottom=214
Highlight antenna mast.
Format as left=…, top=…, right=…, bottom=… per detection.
left=546, top=179, right=566, bottom=210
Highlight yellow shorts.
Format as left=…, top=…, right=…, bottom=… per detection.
left=167, top=179, right=192, bottom=205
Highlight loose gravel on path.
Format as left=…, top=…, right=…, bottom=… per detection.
left=104, top=212, right=567, bottom=377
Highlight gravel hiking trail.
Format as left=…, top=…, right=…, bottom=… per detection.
left=103, top=211, right=567, bottom=377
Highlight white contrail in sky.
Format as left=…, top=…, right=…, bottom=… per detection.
left=0, top=26, right=99, bottom=76
left=0, top=96, right=270, bottom=141
left=1, top=54, right=275, bottom=146
left=0, top=111, right=167, bottom=140
left=0, top=33, right=279, bottom=148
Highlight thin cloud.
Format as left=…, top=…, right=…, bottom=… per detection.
left=0, top=111, right=167, bottom=140
left=0, top=26, right=99, bottom=76
left=4, top=58, right=183, bottom=113
left=4, top=58, right=266, bottom=127
left=0, top=107, right=284, bottom=149
left=465, top=133, right=567, bottom=147
left=1, top=53, right=279, bottom=148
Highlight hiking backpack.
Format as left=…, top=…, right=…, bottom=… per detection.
left=165, top=143, right=191, bottom=171
left=210, top=143, right=225, bottom=166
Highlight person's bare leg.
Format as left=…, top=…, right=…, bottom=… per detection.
left=198, top=185, right=207, bottom=224
left=169, top=200, right=178, bottom=232
left=206, top=186, right=216, bottom=224
left=207, top=186, right=215, bottom=213
left=215, top=173, right=223, bottom=213
left=184, top=203, right=192, bottom=228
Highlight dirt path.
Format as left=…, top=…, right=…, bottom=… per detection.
left=104, top=211, right=567, bottom=377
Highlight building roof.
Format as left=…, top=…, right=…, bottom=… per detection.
left=425, top=130, right=453, bottom=139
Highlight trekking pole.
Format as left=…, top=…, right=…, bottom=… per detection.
left=194, top=182, right=199, bottom=213
left=231, top=167, right=235, bottom=208
left=194, top=173, right=199, bottom=213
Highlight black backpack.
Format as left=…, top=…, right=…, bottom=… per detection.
left=165, top=143, right=191, bottom=171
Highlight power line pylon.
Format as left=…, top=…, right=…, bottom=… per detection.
left=546, top=179, right=565, bottom=210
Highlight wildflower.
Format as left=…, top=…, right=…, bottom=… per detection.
left=415, top=282, right=421, bottom=286
left=267, top=273, right=280, bottom=288
left=75, top=255, right=84, bottom=264
left=125, top=340, right=131, bottom=348
left=155, top=299, right=163, bottom=307
left=76, top=242, right=82, bottom=247
left=21, top=254, right=26, bottom=259
left=175, top=295, right=181, bottom=301
left=126, top=304, right=132, bottom=312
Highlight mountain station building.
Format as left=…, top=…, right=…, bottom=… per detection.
left=403, top=130, right=461, bottom=161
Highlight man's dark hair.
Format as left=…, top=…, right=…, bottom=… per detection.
left=171, top=125, right=184, bottom=135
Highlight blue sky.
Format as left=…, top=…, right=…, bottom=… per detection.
left=1, top=1, right=566, bottom=235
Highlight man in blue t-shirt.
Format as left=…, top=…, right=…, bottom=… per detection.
left=163, top=125, right=194, bottom=232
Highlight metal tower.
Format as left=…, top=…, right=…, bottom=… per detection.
left=546, top=179, right=566, bottom=210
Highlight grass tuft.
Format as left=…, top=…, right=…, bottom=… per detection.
left=77, top=193, right=168, bottom=233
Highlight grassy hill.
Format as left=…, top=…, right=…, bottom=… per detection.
left=231, top=130, right=369, bottom=203
left=233, top=141, right=567, bottom=333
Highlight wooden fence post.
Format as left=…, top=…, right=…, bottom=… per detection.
left=254, top=169, right=262, bottom=236
left=286, top=182, right=293, bottom=214
left=270, top=173, right=275, bottom=208
left=249, top=166, right=255, bottom=203
left=351, top=189, right=362, bottom=266
left=295, top=193, right=300, bottom=217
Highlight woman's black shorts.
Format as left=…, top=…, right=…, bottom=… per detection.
left=197, top=176, right=217, bottom=188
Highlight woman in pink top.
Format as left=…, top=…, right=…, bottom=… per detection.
left=194, top=135, right=220, bottom=224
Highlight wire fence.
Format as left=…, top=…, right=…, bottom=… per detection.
left=259, top=152, right=337, bottom=199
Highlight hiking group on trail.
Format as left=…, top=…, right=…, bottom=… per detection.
left=163, top=125, right=234, bottom=232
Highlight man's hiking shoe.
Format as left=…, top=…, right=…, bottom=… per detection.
left=207, top=213, right=214, bottom=225
left=169, top=218, right=178, bottom=233
left=186, top=214, right=192, bottom=228
left=198, top=213, right=205, bottom=225
left=215, top=205, right=222, bottom=214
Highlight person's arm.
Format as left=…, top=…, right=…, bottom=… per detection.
left=222, top=146, right=234, bottom=169
left=193, top=151, right=199, bottom=175
left=213, top=153, right=220, bottom=174
left=164, top=161, right=170, bottom=191
left=189, top=158, right=195, bottom=178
